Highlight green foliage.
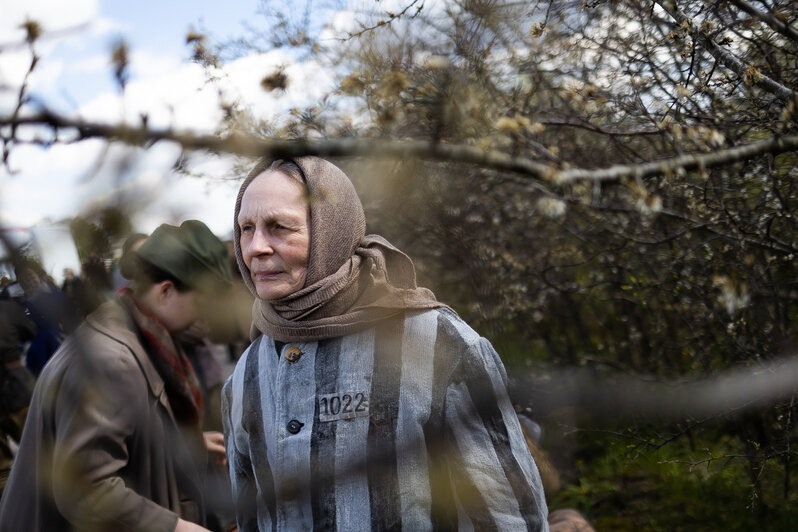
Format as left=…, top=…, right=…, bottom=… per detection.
left=553, top=426, right=798, bottom=530
left=311, top=3, right=798, bottom=527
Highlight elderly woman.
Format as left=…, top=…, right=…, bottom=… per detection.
left=222, top=157, right=548, bottom=530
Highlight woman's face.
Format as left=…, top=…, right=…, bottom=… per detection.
left=238, top=170, right=311, bottom=301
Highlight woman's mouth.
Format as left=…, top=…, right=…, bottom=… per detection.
left=253, top=270, right=282, bottom=280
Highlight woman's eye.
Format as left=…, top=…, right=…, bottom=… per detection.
left=241, top=224, right=254, bottom=233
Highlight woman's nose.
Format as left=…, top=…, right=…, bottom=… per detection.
left=249, top=229, right=274, bottom=255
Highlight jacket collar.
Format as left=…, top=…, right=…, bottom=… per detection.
left=85, top=300, right=172, bottom=413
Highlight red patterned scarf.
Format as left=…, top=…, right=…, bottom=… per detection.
left=117, top=288, right=204, bottom=428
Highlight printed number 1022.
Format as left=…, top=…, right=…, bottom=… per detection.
left=318, top=391, right=369, bottom=421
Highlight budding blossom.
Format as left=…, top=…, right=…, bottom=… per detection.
left=376, top=71, right=410, bottom=99
left=341, top=73, right=366, bottom=95
left=261, top=69, right=288, bottom=91
left=496, top=115, right=539, bottom=135
left=635, top=193, right=663, bottom=216
left=529, top=23, right=546, bottom=38
left=708, top=129, right=725, bottom=147
left=743, top=65, right=762, bottom=85
left=537, top=196, right=567, bottom=218
left=496, top=116, right=522, bottom=134
left=425, top=55, right=451, bottom=69
left=713, top=276, right=751, bottom=315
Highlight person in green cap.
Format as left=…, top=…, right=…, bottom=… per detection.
left=0, top=220, right=231, bottom=532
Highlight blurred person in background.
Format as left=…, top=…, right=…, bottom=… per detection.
left=15, top=260, right=77, bottom=376
left=222, top=240, right=254, bottom=364
left=77, top=254, right=113, bottom=317
left=60, top=267, right=83, bottom=308
left=180, top=321, right=236, bottom=532
left=518, top=414, right=596, bottom=532
left=111, top=232, right=148, bottom=292
left=1, top=277, right=13, bottom=300
left=0, top=220, right=231, bottom=532
left=0, top=298, right=37, bottom=499
left=62, top=255, right=114, bottom=320
left=223, top=157, right=548, bottom=530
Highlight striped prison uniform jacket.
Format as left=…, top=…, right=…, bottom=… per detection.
left=221, top=308, right=549, bottom=531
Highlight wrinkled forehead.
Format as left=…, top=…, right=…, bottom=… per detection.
left=239, top=170, right=309, bottom=218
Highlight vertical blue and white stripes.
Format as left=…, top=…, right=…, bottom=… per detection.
left=222, top=308, right=549, bottom=531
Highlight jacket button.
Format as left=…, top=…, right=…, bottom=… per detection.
left=284, top=346, right=302, bottom=363
left=286, top=419, right=304, bottom=434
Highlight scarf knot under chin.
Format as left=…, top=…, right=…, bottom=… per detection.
left=250, top=235, right=447, bottom=342
left=117, top=288, right=204, bottom=428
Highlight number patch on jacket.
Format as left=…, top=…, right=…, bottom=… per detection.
left=318, top=391, right=369, bottom=422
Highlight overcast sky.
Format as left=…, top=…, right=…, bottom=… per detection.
left=0, top=0, right=336, bottom=238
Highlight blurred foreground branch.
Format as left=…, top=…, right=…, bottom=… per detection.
left=3, top=109, right=797, bottom=185
left=514, top=355, right=798, bottom=424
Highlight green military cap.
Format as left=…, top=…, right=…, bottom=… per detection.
left=133, top=220, right=231, bottom=292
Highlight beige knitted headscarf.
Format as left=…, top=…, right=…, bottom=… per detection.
left=233, top=156, right=447, bottom=342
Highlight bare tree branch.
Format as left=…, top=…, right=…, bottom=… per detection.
left=344, top=0, right=424, bottom=40
left=3, top=109, right=797, bottom=186
left=656, top=0, right=796, bottom=102
left=727, top=0, right=798, bottom=43
left=2, top=44, right=38, bottom=167
left=538, top=119, right=662, bottom=137
left=557, top=135, right=798, bottom=183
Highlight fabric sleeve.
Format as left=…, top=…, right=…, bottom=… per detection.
left=50, top=344, right=179, bottom=532
left=221, top=374, right=259, bottom=532
left=444, top=336, right=549, bottom=531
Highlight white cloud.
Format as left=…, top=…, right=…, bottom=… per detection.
left=28, top=56, right=66, bottom=91
left=1, top=8, right=119, bottom=114
left=73, top=46, right=336, bottom=133
left=69, top=53, right=112, bottom=74
left=132, top=163, right=241, bottom=237
left=74, top=53, right=221, bottom=130
left=1, top=139, right=238, bottom=237
left=0, top=50, right=34, bottom=101
left=0, top=0, right=100, bottom=41
left=1, top=140, right=106, bottom=225
left=1, top=0, right=338, bottom=240
left=220, top=49, right=335, bottom=124
left=2, top=45, right=334, bottom=234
